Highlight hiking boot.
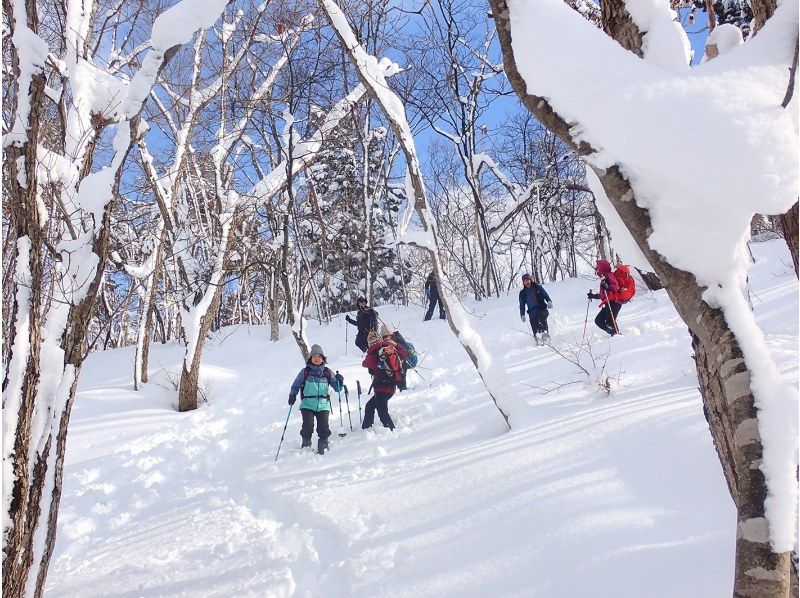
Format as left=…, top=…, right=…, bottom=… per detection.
left=301, top=438, right=312, bottom=449
left=317, top=439, right=329, bottom=455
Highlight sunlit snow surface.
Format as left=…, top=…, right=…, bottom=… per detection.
left=48, top=240, right=797, bottom=597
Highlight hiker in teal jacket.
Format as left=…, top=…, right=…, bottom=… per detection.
left=288, top=344, right=343, bottom=454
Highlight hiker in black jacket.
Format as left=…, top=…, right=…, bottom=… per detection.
left=424, top=271, right=446, bottom=321
left=345, top=296, right=379, bottom=353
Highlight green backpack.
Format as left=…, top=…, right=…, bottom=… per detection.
left=404, top=341, right=419, bottom=368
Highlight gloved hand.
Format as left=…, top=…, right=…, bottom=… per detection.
left=587, top=292, right=599, bottom=300
left=546, top=301, right=553, bottom=309
left=520, top=315, right=526, bottom=323
left=288, top=395, right=296, bottom=405
left=335, top=373, right=344, bottom=385
left=345, top=315, right=355, bottom=325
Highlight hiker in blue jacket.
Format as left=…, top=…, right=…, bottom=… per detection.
left=288, top=344, right=344, bottom=454
left=518, top=273, right=553, bottom=344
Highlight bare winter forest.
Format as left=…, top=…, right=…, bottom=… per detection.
left=3, top=0, right=797, bottom=593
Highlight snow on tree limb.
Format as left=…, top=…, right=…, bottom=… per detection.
left=3, top=0, right=231, bottom=591
left=320, top=0, right=528, bottom=428
left=249, top=83, right=374, bottom=204
left=2, top=238, right=33, bottom=531
left=506, top=0, right=798, bottom=287
left=620, top=0, right=693, bottom=69
left=4, top=0, right=50, bottom=148
left=498, top=0, right=798, bottom=551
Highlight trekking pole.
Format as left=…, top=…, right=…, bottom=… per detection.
left=344, top=385, right=353, bottom=431
left=582, top=292, right=591, bottom=341
left=408, top=365, right=426, bottom=381
left=602, top=289, right=621, bottom=335
left=345, top=317, right=348, bottom=356
left=608, top=303, right=620, bottom=335
left=356, top=380, right=363, bottom=426
left=336, top=378, right=346, bottom=438
left=274, top=404, right=293, bottom=462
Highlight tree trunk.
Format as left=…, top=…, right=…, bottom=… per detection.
left=280, top=213, right=310, bottom=359
left=2, top=242, right=45, bottom=598
left=635, top=267, right=664, bottom=291
left=488, top=0, right=795, bottom=592
left=598, top=167, right=793, bottom=596
left=269, top=270, right=280, bottom=342
left=134, top=241, right=163, bottom=389
left=601, top=0, right=643, bottom=56
left=33, top=366, right=78, bottom=598
left=177, top=284, right=223, bottom=412
left=751, top=0, right=776, bottom=35
left=778, top=201, right=798, bottom=276
left=2, top=0, right=49, bottom=586
left=321, top=0, right=519, bottom=427
left=361, top=111, right=374, bottom=305
left=692, top=324, right=792, bottom=596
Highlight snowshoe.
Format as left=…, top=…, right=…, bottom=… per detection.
left=317, top=439, right=329, bottom=455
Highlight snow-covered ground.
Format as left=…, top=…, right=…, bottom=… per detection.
left=47, top=240, right=797, bottom=597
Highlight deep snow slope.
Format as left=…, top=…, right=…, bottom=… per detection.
left=47, top=240, right=798, bottom=597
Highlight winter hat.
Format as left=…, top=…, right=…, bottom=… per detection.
left=595, top=259, right=612, bottom=275
left=309, top=344, right=326, bottom=361
left=521, top=273, right=532, bottom=282
left=380, top=323, right=395, bottom=336
left=356, top=296, right=367, bottom=304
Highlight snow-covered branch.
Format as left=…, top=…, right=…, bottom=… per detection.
left=321, top=0, right=528, bottom=428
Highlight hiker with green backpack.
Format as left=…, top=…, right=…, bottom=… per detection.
left=288, top=344, right=344, bottom=454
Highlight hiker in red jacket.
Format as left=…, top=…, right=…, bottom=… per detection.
left=361, top=325, right=409, bottom=431
left=587, top=259, right=622, bottom=336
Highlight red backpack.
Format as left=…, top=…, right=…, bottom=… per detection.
left=613, top=265, right=636, bottom=303
left=377, top=344, right=404, bottom=384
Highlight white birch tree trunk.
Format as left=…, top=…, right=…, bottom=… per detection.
left=320, top=0, right=531, bottom=428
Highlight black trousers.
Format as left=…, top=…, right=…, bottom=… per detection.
left=362, top=392, right=395, bottom=430
left=424, top=295, right=445, bottom=321
left=595, top=302, right=622, bottom=335
left=300, top=408, right=331, bottom=442
left=355, top=332, right=368, bottom=353
left=528, top=309, right=549, bottom=334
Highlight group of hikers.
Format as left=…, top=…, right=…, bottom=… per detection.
left=286, top=296, right=417, bottom=455
left=519, top=259, right=634, bottom=343
left=284, top=259, right=635, bottom=455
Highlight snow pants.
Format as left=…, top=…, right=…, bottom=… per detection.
left=355, top=331, right=369, bottom=353
left=300, top=408, right=331, bottom=443
left=595, top=302, right=622, bottom=336
left=424, top=294, right=445, bottom=321
left=528, top=309, right=549, bottom=334
left=362, top=392, right=395, bottom=430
